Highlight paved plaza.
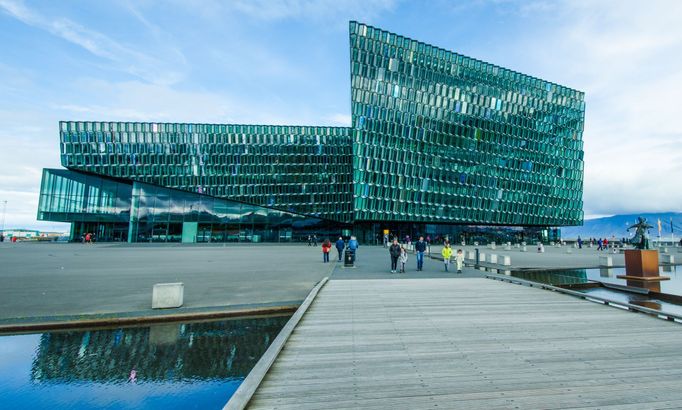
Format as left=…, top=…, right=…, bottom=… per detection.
left=0, top=241, right=676, bottom=327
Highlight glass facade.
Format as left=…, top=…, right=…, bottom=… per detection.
left=349, top=21, right=585, bottom=226
left=39, top=169, right=345, bottom=243
left=59, top=122, right=353, bottom=223
left=38, top=21, right=585, bottom=242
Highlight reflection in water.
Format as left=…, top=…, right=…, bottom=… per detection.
left=30, top=316, right=288, bottom=384
left=662, top=265, right=677, bottom=273
left=630, top=300, right=663, bottom=310
left=624, top=279, right=661, bottom=293
left=511, top=269, right=588, bottom=285
left=511, top=267, right=682, bottom=316
left=0, top=315, right=289, bottom=410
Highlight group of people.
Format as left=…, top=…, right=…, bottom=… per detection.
left=389, top=236, right=463, bottom=273
left=321, top=236, right=359, bottom=263
left=594, top=237, right=610, bottom=251
left=318, top=235, right=464, bottom=273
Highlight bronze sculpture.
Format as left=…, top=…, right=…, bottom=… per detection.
left=627, top=217, right=653, bottom=250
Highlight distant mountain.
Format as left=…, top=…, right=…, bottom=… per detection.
left=561, top=212, right=682, bottom=240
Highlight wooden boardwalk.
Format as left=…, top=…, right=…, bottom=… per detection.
left=247, top=278, right=682, bottom=409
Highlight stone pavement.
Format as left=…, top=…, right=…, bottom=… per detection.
left=2, top=240, right=664, bottom=327
left=0, top=242, right=333, bottom=325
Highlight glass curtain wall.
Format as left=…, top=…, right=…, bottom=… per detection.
left=129, top=182, right=345, bottom=243
left=349, top=21, right=585, bottom=226
left=37, top=169, right=132, bottom=241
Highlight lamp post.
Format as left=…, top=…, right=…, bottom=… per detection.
left=0, top=200, right=7, bottom=233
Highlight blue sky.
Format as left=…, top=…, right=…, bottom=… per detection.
left=1, top=0, right=681, bottom=231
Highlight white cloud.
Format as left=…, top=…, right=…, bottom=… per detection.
left=324, top=113, right=351, bottom=126
left=184, top=0, right=397, bottom=23
left=496, top=0, right=682, bottom=217
left=0, top=0, right=187, bottom=85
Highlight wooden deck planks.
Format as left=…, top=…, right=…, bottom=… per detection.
left=247, top=278, right=682, bottom=409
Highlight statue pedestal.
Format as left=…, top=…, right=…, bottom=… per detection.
left=617, top=250, right=669, bottom=281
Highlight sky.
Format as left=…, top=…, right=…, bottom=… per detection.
left=0, top=0, right=681, bottom=231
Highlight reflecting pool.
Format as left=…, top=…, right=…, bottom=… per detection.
left=0, top=315, right=289, bottom=409
left=509, top=266, right=682, bottom=315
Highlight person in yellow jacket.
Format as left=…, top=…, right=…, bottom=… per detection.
left=441, top=243, right=453, bottom=272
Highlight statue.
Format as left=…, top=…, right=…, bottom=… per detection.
left=627, top=217, right=653, bottom=250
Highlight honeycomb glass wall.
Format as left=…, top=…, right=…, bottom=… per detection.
left=38, top=21, right=585, bottom=243
left=349, top=21, right=584, bottom=226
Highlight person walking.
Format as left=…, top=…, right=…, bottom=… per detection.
left=455, top=249, right=464, bottom=273
left=335, top=237, right=345, bottom=262
left=415, top=236, right=427, bottom=271
left=348, top=236, right=359, bottom=261
left=441, top=243, right=453, bottom=272
left=389, top=239, right=401, bottom=273
left=577, top=236, right=583, bottom=249
left=85, top=232, right=92, bottom=244
left=603, top=238, right=608, bottom=251
left=597, top=238, right=603, bottom=251
left=399, top=246, right=408, bottom=273
left=321, top=239, right=331, bottom=263
left=307, top=235, right=312, bottom=246
left=313, top=234, right=318, bottom=247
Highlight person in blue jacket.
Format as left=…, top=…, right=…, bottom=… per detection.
left=348, top=236, right=359, bottom=260
left=415, top=236, right=427, bottom=271
left=335, top=237, right=345, bottom=262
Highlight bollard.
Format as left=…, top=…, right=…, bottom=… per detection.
left=599, top=255, right=613, bottom=267
left=490, top=254, right=498, bottom=264
left=502, top=255, right=511, bottom=266
left=504, top=244, right=511, bottom=251
left=466, top=251, right=475, bottom=260
left=479, top=252, right=486, bottom=263
left=490, top=242, right=496, bottom=250
left=661, top=254, right=675, bottom=264
left=521, top=245, right=527, bottom=252
left=152, top=283, right=184, bottom=309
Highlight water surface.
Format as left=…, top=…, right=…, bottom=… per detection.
left=0, top=315, right=289, bottom=409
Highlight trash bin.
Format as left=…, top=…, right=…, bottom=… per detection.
left=344, top=249, right=355, bottom=267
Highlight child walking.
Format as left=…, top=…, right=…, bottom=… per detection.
left=441, top=243, right=453, bottom=272
left=399, top=246, right=408, bottom=273
left=455, top=249, right=464, bottom=274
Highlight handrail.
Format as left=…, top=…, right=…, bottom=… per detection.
left=485, top=274, right=682, bottom=323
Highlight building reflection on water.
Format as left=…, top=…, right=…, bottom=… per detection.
left=30, top=315, right=289, bottom=384
left=511, top=269, right=588, bottom=286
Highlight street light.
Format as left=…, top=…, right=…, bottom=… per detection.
left=0, top=200, right=7, bottom=232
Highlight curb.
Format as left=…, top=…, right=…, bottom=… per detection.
left=224, top=277, right=330, bottom=410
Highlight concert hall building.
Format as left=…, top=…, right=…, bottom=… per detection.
left=38, top=22, right=585, bottom=243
